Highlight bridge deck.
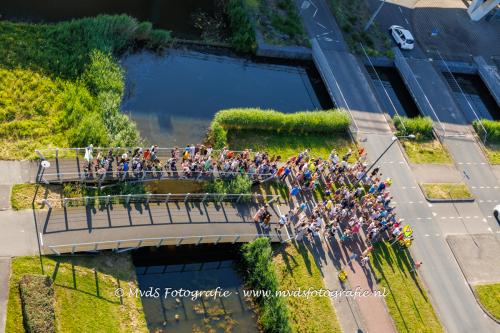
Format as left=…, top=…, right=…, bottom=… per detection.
left=37, top=201, right=287, bottom=254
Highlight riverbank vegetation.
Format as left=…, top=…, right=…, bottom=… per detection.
left=6, top=254, right=147, bottom=333
left=473, top=119, right=500, bottom=164
left=273, top=243, right=341, bottom=333
left=329, top=0, right=393, bottom=57
left=255, top=0, right=308, bottom=46
left=0, top=15, right=172, bottom=160
left=241, top=238, right=292, bottom=332
left=226, top=0, right=257, bottom=52
left=372, top=241, right=443, bottom=333
left=394, top=116, right=452, bottom=164
left=474, top=283, right=500, bottom=320
left=421, top=183, right=473, bottom=200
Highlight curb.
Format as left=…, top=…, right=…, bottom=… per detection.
left=445, top=236, right=500, bottom=325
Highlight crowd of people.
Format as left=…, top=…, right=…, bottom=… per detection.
left=253, top=147, right=412, bottom=271
left=82, top=144, right=281, bottom=181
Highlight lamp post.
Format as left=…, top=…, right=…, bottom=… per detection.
left=355, top=134, right=415, bottom=186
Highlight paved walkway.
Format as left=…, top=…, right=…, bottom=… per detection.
left=37, top=201, right=286, bottom=254
left=0, top=258, right=10, bottom=333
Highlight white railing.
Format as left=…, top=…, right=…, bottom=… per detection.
left=46, top=233, right=286, bottom=255
left=54, top=193, right=281, bottom=207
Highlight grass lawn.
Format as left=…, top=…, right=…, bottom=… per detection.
left=474, top=283, right=500, bottom=320
left=371, top=241, right=443, bottom=333
left=6, top=254, right=147, bottom=333
left=227, top=129, right=357, bottom=160
left=482, top=143, right=500, bottom=165
left=273, top=242, right=341, bottom=333
left=401, top=139, right=452, bottom=164
left=11, top=183, right=64, bottom=210
left=421, top=183, right=473, bottom=200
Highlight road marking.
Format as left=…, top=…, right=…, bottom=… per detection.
left=402, top=186, right=406, bottom=189
left=408, top=201, right=414, bottom=204
left=465, top=216, right=471, bottom=219
left=425, top=234, right=430, bottom=237
left=487, top=215, right=493, bottom=218
left=432, top=212, right=437, bottom=216
left=399, top=6, right=403, bottom=13
left=479, top=200, right=484, bottom=203
left=435, top=233, right=440, bottom=237
left=404, top=18, right=410, bottom=25
left=316, top=22, right=327, bottom=29
left=458, top=162, right=463, bottom=165
left=428, top=203, right=433, bottom=207
left=441, top=216, right=446, bottom=219
left=473, top=216, right=478, bottom=218
left=488, top=227, right=492, bottom=232
left=399, top=161, right=404, bottom=164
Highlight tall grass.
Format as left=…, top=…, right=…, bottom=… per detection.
left=393, top=115, right=433, bottom=140
left=0, top=15, right=170, bottom=159
left=226, top=0, right=257, bottom=52
left=473, top=119, right=500, bottom=143
left=241, top=238, right=292, bottom=333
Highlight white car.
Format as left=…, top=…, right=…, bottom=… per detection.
left=494, top=205, right=500, bottom=223
left=389, top=25, right=415, bottom=50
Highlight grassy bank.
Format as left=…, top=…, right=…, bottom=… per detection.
left=372, top=242, right=443, bottom=333
left=329, top=0, right=392, bottom=56
left=256, top=0, right=308, bottom=46
left=227, top=129, right=356, bottom=160
left=273, top=242, right=341, bottom=333
left=241, top=238, right=292, bottom=332
left=6, top=254, right=147, bottom=333
left=474, top=283, right=500, bottom=320
left=421, top=183, right=473, bottom=200
left=473, top=119, right=500, bottom=164
left=0, top=15, right=171, bottom=159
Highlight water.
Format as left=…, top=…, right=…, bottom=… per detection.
left=442, top=72, right=500, bottom=121
left=121, top=49, right=330, bottom=145
left=133, top=245, right=258, bottom=333
left=366, top=66, right=421, bottom=118
left=0, top=0, right=223, bottom=39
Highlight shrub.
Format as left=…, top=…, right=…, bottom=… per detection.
left=204, top=175, right=252, bottom=197
left=473, top=119, right=500, bottom=143
left=19, top=275, right=55, bottom=333
left=393, top=115, right=433, bottom=140
left=226, top=0, right=257, bottom=52
left=214, top=108, right=350, bottom=134
left=241, top=238, right=292, bottom=333
left=209, top=121, right=228, bottom=149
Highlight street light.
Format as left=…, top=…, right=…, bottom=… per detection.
left=354, top=134, right=415, bottom=186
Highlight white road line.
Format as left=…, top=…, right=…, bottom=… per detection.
left=316, top=22, right=327, bottom=29
left=449, top=216, right=455, bottom=219
left=399, top=6, right=403, bottom=13
left=425, top=234, right=430, bottom=237
left=441, top=216, right=446, bottom=219
left=473, top=216, right=478, bottom=218
left=435, top=233, right=440, bottom=237
left=404, top=18, right=410, bottom=25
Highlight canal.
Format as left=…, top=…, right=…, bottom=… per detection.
left=121, top=49, right=333, bottom=145
left=0, top=0, right=226, bottom=39
left=133, top=244, right=258, bottom=333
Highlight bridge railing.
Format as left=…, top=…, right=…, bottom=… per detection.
left=46, top=233, right=286, bottom=255
left=45, top=193, right=281, bottom=208
left=39, top=168, right=276, bottom=184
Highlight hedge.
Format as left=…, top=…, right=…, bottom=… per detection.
left=473, top=119, right=500, bottom=143
left=19, top=275, right=55, bottom=333
left=393, top=115, right=433, bottom=140
left=241, top=238, right=292, bottom=333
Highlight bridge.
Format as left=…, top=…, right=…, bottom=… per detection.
left=35, top=193, right=290, bottom=255
left=35, top=147, right=275, bottom=185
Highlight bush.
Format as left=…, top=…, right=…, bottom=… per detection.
left=208, top=121, right=228, bottom=149
left=241, top=238, right=292, bottom=333
left=473, top=119, right=500, bottom=143
left=214, top=108, right=350, bottom=134
left=19, top=275, right=55, bottom=333
left=204, top=175, right=252, bottom=198
left=393, top=116, right=433, bottom=140
left=226, top=0, right=257, bottom=52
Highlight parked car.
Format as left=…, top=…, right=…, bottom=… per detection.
left=494, top=204, right=500, bottom=223
left=389, top=25, right=415, bottom=50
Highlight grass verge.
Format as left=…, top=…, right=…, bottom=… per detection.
left=372, top=241, right=443, bottom=333
left=474, top=283, right=500, bottom=320
left=400, top=139, right=452, bottom=164
left=421, top=183, right=473, bottom=200
left=482, top=143, right=500, bottom=165
left=11, top=184, right=62, bottom=210
left=227, top=129, right=356, bottom=160
left=273, top=242, right=341, bottom=333
left=6, top=254, right=147, bottom=333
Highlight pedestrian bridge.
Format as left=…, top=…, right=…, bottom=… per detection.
left=36, top=193, right=289, bottom=255
left=35, top=147, right=274, bottom=185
